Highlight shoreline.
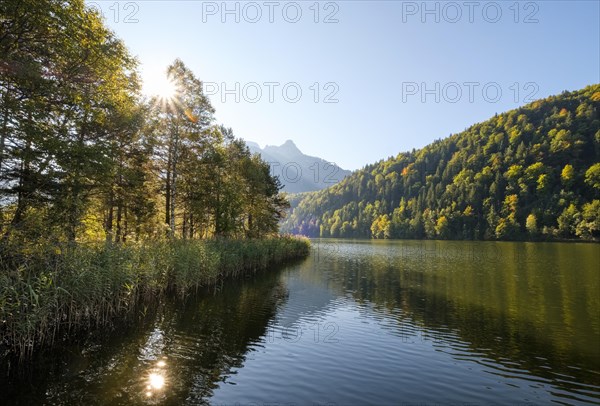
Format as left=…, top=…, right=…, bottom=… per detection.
left=0, top=236, right=311, bottom=364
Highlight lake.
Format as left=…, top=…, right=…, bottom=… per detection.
left=2, top=240, right=599, bottom=405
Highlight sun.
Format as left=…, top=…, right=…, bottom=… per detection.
left=143, top=71, right=178, bottom=101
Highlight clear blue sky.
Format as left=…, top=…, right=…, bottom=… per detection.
left=91, top=1, right=600, bottom=170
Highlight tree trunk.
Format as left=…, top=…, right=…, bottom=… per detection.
left=105, top=191, right=114, bottom=242
left=170, top=127, right=179, bottom=236
left=189, top=214, right=194, bottom=239
left=123, top=206, right=128, bottom=242
left=165, top=153, right=171, bottom=230
left=115, top=203, right=122, bottom=243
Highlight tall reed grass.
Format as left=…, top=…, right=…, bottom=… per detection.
left=0, top=236, right=310, bottom=360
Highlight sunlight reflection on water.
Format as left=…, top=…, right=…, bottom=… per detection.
left=145, top=358, right=168, bottom=399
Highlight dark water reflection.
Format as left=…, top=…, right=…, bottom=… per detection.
left=1, top=240, right=599, bottom=405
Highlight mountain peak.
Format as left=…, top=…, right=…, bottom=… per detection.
left=263, top=139, right=301, bottom=156
left=243, top=138, right=351, bottom=193
left=280, top=139, right=300, bottom=152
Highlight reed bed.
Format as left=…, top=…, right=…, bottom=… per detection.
left=0, top=236, right=310, bottom=360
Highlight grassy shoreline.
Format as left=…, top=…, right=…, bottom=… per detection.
left=0, top=236, right=310, bottom=361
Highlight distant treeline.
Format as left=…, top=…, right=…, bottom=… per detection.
left=282, top=85, right=600, bottom=241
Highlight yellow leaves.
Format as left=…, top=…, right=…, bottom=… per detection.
left=508, top=128, right=521, bottom=144
left=549, top=129, right=573, bottom=153
left=481, top=166, right=493, bottom=177
left=585, top=163, right=600, bottom=190
left=524, top=162, right=546, bottom=183
left=505, top=164, right=523, bottom=181
left=526, top=214, right=537, bottom=234
left=591, top=91, right=600, bottom=102
left=516, top=114, right=529, bottom=125
left=453, top=169, right=473, bottom=186
left=561, top=164, right=575, bottom=186
left=370, top=214, right=390, bottom=239
left=503, top=194, right=519, bottom=218
left=434, top=215, right=449, bottom=238
left=537, top=174, right=549, bottom=193
left=496, top=115, right=505, bottom=128
left=489, top=155, right=502, bottom=170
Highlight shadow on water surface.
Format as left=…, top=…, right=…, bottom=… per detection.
left=0, top=261, right=295, bottom=405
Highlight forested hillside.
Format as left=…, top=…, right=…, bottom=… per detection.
left=281, top=85, right=600, bottom=241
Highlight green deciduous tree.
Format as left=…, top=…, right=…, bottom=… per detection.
left=0, top=2, right=291, bottom=245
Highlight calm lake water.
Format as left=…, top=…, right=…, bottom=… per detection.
left=2, top=240, right=600, bottom=405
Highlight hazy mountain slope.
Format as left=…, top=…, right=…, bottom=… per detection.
left=245, top=140, right=351, bottom=193
left=281, top=85, right=600, bottom=241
